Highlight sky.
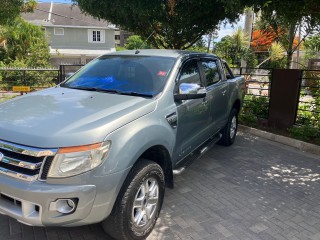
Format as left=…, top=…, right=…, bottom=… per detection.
left=37, top=0, right=245, bottom=42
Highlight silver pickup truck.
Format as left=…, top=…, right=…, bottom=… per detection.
left=0, top=50, right=244, bottom=240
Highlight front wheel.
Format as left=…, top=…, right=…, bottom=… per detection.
left=218, top=108, right=238, bottom=146
left=102, top=159, right=165, bottom=240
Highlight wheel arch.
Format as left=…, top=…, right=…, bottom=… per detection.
left=232, top=99, right=241, bottom=114
left=135, top=145, right=174, bottom=188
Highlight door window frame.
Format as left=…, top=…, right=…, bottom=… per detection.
left=174, top=58, right=206, bottom=94
left=199, top=57, right=224, bottom=89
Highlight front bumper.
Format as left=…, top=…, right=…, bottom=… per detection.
left=0, top=167, right=130, bottom=227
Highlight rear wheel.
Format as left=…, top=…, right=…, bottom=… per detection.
left=218, top=108, right=238, bottom=146
left=102, top=159, right=165, bottom=240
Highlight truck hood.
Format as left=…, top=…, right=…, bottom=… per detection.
left=0, top=87, right=157, bottom=148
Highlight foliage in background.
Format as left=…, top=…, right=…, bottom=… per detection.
left=0, top=60, right=58, bottom=90
left=117, top=35, right=209, bottom=53
left=214, top=28, right=257, bottom=67
left=187, top=38, right=208, bottom=53
left=0, top=0, right=36, bottom=25
left=268, top=42, right=286, bottom=68
left=296, top=71, right=320, bottom=132
left=288, top=125, right=320, bottom=145
left=251, top=29, right=278, bottom=52
left=124, top=35, right=151, bottom=50
left=253, top=0, right=320, bottom=69
left=239, top=95, right=269, bottom=127
left=74, top=0, right=248, bottom=49
left=303, top=35, right=320, bottom=53
left=302, top=35, right=320, bottom=67
left=0, top=18, right=50, bottom=67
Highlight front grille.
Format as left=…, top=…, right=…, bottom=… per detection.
left=0, top=139, right=57, bottom=181
left=39, top=157, right=54, bottom=181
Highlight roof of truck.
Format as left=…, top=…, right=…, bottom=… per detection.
left=104, top=49, right=219, bottom=59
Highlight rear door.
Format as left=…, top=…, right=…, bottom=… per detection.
left=200, top=58, right=229, bottom=133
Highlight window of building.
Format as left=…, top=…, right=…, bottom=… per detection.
left=115, top=35, right=120, bottom=40
left=54, top=27, right=64, bottom=35
left=88, top=29, right=105, bottom=43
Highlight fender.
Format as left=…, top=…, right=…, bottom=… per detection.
left=101, top=110, right=176, bottom=175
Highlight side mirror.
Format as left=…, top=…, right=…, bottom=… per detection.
left=174, top=83, right=206, bottom=101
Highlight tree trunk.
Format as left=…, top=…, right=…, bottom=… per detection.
left=286, top=23, right=296, bottom=69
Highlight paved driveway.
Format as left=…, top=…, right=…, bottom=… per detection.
left=1, top=132, right=319, bottom=240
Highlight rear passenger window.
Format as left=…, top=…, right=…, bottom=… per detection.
left=201, top=61, right=220, bottom=86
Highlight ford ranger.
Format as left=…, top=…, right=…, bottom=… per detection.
left=0, top=50, right=244, bottom=240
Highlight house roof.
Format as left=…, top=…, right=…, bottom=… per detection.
left=22, top=2, right=116, bottom=29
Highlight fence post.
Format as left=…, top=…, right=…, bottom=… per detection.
left=59, top=65, right=63, bottom=83
left=268, top=69, right=302, bottom=129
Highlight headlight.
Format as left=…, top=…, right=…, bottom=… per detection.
left=48, top=141, right=111, bottom=178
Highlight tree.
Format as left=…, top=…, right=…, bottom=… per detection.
left=247, top=0, right=320, bottom=68
left=304, top=35, right=320, bottom=53
left=73, top=0, right=246, bottom=49
left=187, top=38, right=208, bottom=53
left=251, top=29, right=278, bottom=52
left=0, top=18, right=50, bottom=67
left=302, top=35, right=320, bottom=68
left=214, top=28, right=256, bottom=68
left=124, top=35, right=150, bottom=50
left=256, top=14, right=311, bottom=68
left=0, top=0, right=36, bottom=25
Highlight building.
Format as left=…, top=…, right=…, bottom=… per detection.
left=115, top=30, right=134, bottom=47
left=22, top=2, right=117, bottom=67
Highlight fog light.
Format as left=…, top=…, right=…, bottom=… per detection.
left=49, top=198, right=77, bottom=214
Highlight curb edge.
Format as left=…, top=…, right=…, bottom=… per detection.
left=238, top=125, right=320, bottom=156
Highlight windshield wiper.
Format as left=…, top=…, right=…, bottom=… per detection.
left=118, top=91, right=154, bottom=97
left=62, top=86, right=120, bottom=93
left=62, top=86, right=154, bottom=97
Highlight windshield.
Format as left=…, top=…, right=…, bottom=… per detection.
left=61, top=55, right=176, bottom=97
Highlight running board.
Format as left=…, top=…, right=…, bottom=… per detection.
left=173, top=133, right=221, bottom=175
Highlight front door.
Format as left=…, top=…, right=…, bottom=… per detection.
left=173, top=59, right=211, bottom=162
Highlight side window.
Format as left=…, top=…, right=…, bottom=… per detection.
left=178, top=60, right=201, bottom=94
left=179, top=60, right=201, bottom=85
left=201, top=60, right=220, bottom=86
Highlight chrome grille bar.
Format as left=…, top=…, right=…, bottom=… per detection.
left=0, top=156, right=42, bottom=170
left=0, top=140, right=57, bottom=157
left=0, top=167, right=38, bottom=182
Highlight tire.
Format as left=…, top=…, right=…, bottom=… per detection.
left=218, top=108, right=238, bottom=146
left=102, top=159, right=165, bottom=240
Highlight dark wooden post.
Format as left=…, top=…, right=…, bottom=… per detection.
left=268, top=69, right=301, bottom=129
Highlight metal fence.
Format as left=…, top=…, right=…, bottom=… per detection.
left=0, top=67, right=59, bottom=90
left=0, top=67, right=60, bottom=102
left=58, top=64, right=83, bottom=83
left=232, top=68, right=272, bottom=119
left=297, top=70, right=320, bottom=128
left=0, top=65, right=86, bottom=102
